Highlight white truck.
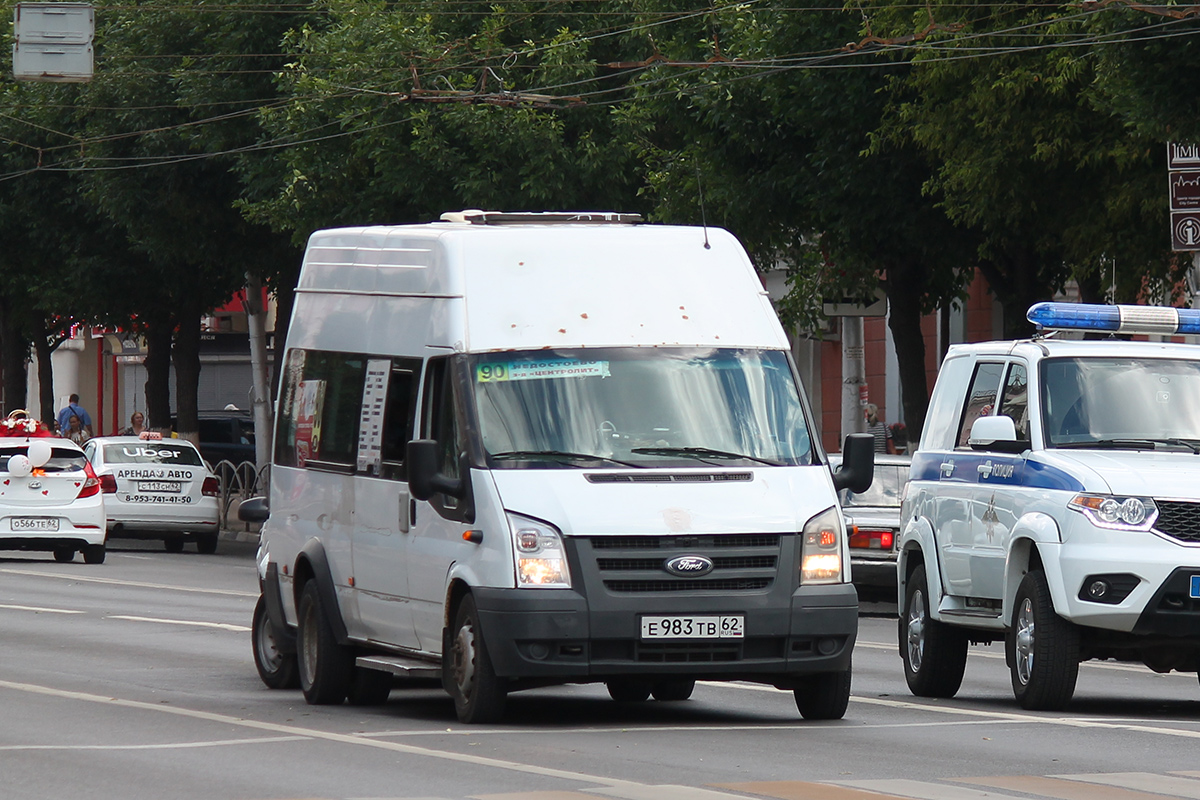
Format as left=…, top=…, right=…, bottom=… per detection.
left=243, top=211, right=873, bottom=723
left=899, top=302, right=1200, bottom=709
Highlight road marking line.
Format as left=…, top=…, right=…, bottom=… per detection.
left=830, top=778, right=1030, bottom=800
left=1053, top=772, right=1200, bottom=798
left=0, top=679, right=743, bottom=796
left=0, top=567, right=257, bottom=597
left=855, top=639, right=1187, bottom=676
left=0, top=736, right=307, bottom=751
left=0, top=603, right=85, bottom=614
left=107, top=615, right=250, bottom=632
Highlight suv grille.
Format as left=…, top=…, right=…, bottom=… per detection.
left=1154, top=501, right=1200, bottom=544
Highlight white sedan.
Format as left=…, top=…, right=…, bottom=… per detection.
left=84, top=434, right=221, bottom=553
left=0, top=435, right=107, bottom=563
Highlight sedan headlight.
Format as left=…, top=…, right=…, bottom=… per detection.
left=508, top=512, right=571, bottom=588
left=801, top=506, right=844, bottom=585
left=1068, top=494, right=1158, bottom=531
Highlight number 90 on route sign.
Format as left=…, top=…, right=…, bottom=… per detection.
left=640, top=614, right=744, bottom=639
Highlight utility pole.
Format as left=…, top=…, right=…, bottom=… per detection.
left=841, top=317, right=867, bottom=443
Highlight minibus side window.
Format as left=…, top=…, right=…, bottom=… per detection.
left=421, top=356, right=466, bottom=516
left=379, top=360, right=421, bottom=480
left=274, top=347, right=366, bottom=471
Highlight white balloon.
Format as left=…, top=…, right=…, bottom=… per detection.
left=7, top=454, right=31, bottom=477
left=27, top=439, right=52, bottom=468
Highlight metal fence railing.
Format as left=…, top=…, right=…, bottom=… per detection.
left=208, top=459, right=270, bottom=534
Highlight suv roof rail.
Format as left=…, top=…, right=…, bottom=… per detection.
left=438, top=210, right=643, bottom=225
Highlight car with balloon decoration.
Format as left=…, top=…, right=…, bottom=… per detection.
left=0, top=411, right=106, bottom=563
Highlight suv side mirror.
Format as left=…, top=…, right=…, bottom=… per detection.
left=832, top=433, right=874, bottom=494
left=969, top=415, right=1030, bottom=454
left=407, top=439, right=467, bottom=501
left=238, top=495, right=269, bottom=523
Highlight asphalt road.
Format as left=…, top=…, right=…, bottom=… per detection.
left=4, top=540, right=1200, bottom=800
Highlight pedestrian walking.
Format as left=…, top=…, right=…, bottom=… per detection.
left=864, top=403, right=895, bottom=454
left=57, top=394, right=93, bottom=437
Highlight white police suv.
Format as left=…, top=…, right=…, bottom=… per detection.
left=900, top=302, right=1200, bottom=710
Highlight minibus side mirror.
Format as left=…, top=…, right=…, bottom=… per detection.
left=407, top=439, right=467, bottom=501
left=238, top=495, right=269, bottom=523
left=832, top=433, right=874, bottom=494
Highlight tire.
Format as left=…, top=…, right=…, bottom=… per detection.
left=448, top=594, right=507, bottom=723
left=53, top=548, right=75, bottom=563
left=196, top=533, right=218, bottom=555
left=793, top=664, right=852, bottom=720
left=607, top=679, right=652, bottom=703
left=347, top=667, right=393, bottom=706
left=651, top=679, right=695, bottom=702
left=1008, top=569, right=1080, bottom=711
left=296, top=580, right=353, bottom=705
left=252, top=595, right=299, bottom=690
left=164, top=538, right=185, bottom=553
left=901, top=564, right=968, bottom=698
left=82, top=544, right=106, bottom=565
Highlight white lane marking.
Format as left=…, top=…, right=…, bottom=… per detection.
left=589, top=786, right=755, bottom=799
left=0, top=604, right=85, bottom=615
left=1054, top=772, right=1200, bottom=798
left=0, top=736, right=306, bottom=751
left=856, top=639, right=1188, bottom=676
left=0, top=567, right=257, bottom=597
left=107, top=615, right=250, bottom=632
left=831, top=778, right=1029, bottom=800
left=0, top=680, right=689, bottom=794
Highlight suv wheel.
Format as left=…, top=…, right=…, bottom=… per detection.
left=1008, top=569, right=1079, bottom=710
left=901, top=564, right=968, bottom=697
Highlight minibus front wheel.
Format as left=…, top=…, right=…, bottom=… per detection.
left=297, top=580, right=353, bottom=704
left=449, top=594, right=507, bottom=724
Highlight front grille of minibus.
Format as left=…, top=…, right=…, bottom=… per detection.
left=1153, top=501, right=1200, bottom=543
left=585, top=533, right=781, bottom=593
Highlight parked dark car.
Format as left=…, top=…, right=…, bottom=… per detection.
left=172, top=410, right=257, bottom=467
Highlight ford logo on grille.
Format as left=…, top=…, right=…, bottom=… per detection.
left=665, top=555, right=714, bottom=577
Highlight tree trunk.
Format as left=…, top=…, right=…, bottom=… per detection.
left=173, top=295, right=202, bottom=445
left=143, top=317, right=173, bottom=432
left=34, top=334, right=55, bottom=429
left=884, top=258, right=932, bottom=447
left=269, top=265, right=298, bottom=401
left=0, top=295, right=28, bottom=413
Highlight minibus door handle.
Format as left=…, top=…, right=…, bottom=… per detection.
left=409, top=499, right=417, bottom=528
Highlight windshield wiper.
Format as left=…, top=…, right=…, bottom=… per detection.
left=1056, top=438, right=1200, bottom=453
left=630, top=446, right=782, bottom=466
left=489, top=450, right=642, bottom=468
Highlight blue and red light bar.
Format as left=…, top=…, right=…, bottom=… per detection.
left=1027, top=302, right=1200, bottom=335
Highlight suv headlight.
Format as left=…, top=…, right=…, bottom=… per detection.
left=1068, top=494, right=1158, bottom=531
left=508, top=512, right=571, bottom=588
left=801, top=506, right=844, bottom=585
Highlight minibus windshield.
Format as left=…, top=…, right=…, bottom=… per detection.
left=471, top=348, right=814, bottom=468
left=1042, top=357, right=1200, bottom=449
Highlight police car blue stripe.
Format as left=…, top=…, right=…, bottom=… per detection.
left=909, top=451, right=1083, bottom=492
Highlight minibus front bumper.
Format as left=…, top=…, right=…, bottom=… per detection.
left=471, top=584, right=857, bottom=686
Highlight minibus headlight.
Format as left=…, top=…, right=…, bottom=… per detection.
left=1068, top=494, right=1158, bottom=531
left=507, top=513, right=571, bottom=588
left=801, top=506, right=844, bottom=585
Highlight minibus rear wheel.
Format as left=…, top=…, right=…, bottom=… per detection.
left=297, top=580, right=353, bottom=704
left=449, top=594, right=507, bottom=724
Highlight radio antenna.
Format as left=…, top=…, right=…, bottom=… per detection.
left=696, top=166, right=711, bottom=249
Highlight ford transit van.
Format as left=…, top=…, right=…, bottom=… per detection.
left=245, top=211, right=873, bottom=723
